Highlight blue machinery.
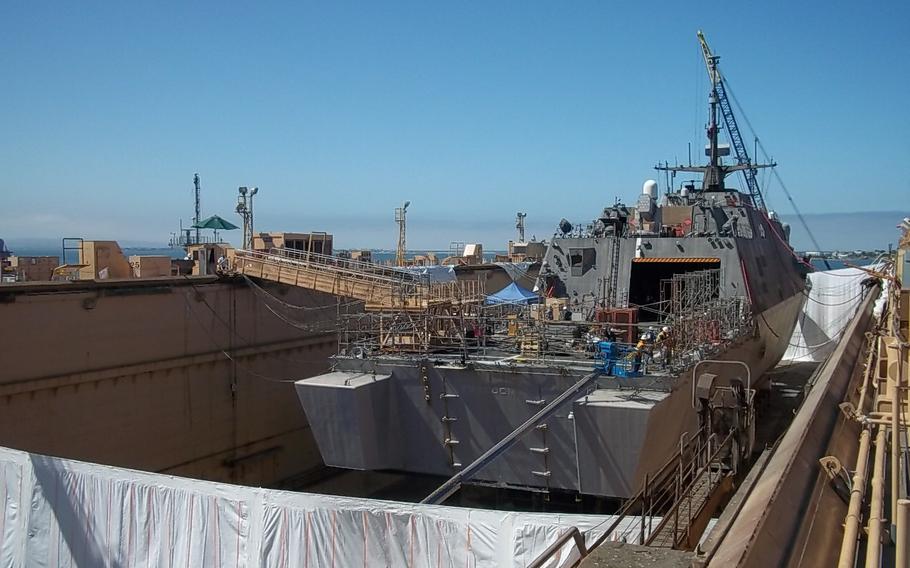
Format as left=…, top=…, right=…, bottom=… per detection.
left=594, top=341, right=644, bottom=378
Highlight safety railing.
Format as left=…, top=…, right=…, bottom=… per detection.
left=527, top=430, right=736, bottom=567
left=235, top=249, right=419, bottom=289
left=234, top=248, right=485, bottom=311
left=265, top=247, right=421, bottom=282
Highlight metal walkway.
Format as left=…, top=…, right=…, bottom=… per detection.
left=233, top=248, right=483, bottom=311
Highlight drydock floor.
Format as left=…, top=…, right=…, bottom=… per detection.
left=580, top=541, right=694, bottom=567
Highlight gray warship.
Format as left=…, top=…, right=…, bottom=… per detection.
left=285, top=35, right=809, bottom=501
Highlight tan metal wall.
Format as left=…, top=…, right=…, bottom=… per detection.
left=8, top=256, right=58, bottom=282
left=0, top=276, right=337, bottom=487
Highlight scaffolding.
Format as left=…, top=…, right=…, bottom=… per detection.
left=660, top=269, right=753, bottom=367
left=235, top=249, right=753, bottom=365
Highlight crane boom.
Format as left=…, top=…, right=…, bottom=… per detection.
left=696, top=31, right=767, bottom=212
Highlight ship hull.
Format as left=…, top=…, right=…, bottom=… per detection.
left=296, top=290, right=804, bottom=499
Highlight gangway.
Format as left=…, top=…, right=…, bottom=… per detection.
left=528, top=430, right=737, bottom=567
left=233, top=247, right=484, bottom=311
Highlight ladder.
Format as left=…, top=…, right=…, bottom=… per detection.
left=607, top=236, right=622, bottom=307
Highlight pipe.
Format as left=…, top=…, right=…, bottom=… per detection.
left=862, top=417, right=904, bottom=426
left=893, top=348, right=905, bottom=537
left=856, top=336, right=878, bottom=416
left=864, top=426, right=888, bottom=568
left=838, top=427, right=872, bottom=568
left=897, top=499, right=910, bottom=568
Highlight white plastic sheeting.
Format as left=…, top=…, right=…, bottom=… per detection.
left=497, top=262, right=534, bottom=284
left=0, top=446, right=621, bottom=567
left=401, top=265, right=457, bottom=283
left=783, top=265, right=878, bottom=362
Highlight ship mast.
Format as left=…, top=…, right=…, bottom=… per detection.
left=704, top=37, right=722, bottom=190
left=656, top=31, right=775, bottom=206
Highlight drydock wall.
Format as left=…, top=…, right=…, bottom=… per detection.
left=0, top=276, right=336, bottom=487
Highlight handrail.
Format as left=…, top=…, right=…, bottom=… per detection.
left=235, top=248, right=421, bottom=292
left=266, top=247, right=421, bottom=281
left=645, top=430, right=735, bottom=547
left=238, top=248, right=420, bottom=285
left=529, top=431, right=732, bottom=567
left=234, top=247, right=485, bottom=309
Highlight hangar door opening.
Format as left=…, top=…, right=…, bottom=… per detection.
left=628, top=258, right=721, bottom=321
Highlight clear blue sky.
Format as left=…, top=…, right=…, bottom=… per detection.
left=2, top=1, right=908, bottom=249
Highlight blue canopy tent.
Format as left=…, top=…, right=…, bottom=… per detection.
left=485, top=282, right=540, bottom=305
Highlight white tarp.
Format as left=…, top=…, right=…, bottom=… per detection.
left=401, top=265, right=457, bottom=282
left=783, top=265, right=878, bottom=362
left=496, top=262, right=534, bottom=284
left=0, top=446, right=623, bottom=567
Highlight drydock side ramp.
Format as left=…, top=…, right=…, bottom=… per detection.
left=233, top=247, right=483, bottom=310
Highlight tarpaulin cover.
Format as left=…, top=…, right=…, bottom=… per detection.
left=783, top=265, right=879, bottom=362
left=401, top=265, right=457, bottom=282
left=496, top=262, right=533, bottom=284
left=0, top=446, right=625, bottom=567
left=485, top=282, right=539, bottom=306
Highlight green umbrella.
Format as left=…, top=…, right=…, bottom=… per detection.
left=193, top=215, right=239, bottom=230
left=192, top=214, right=239, bottom=243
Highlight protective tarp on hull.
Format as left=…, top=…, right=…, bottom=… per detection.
left=0, top=445, right=619, bottom=568
left=783, top=265, right=879, bottom=362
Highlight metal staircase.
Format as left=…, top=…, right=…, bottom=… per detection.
left=607, top=236, right=622, bottom=307
left=527, top=431, right=737, bottom=567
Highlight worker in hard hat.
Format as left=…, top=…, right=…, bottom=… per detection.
left=655, top=326, right=673, bottom=366
left=630, top=332, right=653, bottom=373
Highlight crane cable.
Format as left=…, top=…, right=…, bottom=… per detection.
left=720, top=72, right=831, bottom=269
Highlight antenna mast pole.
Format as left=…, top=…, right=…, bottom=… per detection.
left=516, top=212, right=527, bottom=242
left=395, top=201, right=410, bottom=267
left=236, top=187, right=259, bottom=249
left=193, top=173, right=201, bottom=245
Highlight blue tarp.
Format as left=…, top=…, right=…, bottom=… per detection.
left=485, top=282, right=540, bottom=305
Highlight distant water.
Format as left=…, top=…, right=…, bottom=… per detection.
left=8, top=246, right=186, bottom=263
left=5, top=246, right=504, bottom=265
left=809, top=258, right=876, bottom=271
left=369, top=250, right=506, bottom=264
left=8, top=245, right=874, bottom=271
